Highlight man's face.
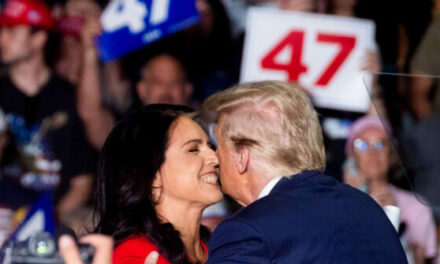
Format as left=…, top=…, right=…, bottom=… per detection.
left=279, top=0, right=314, bottom=12
left=0, top=25, right=35, bottom=65
left=137, top=55, right=192, bottom=105
left=215, top=114, right=247, bottom=205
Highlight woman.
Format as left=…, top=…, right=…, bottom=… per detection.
left=344, top=116, right=437, bottom=264
left=95, top=104, right=223, bottom=264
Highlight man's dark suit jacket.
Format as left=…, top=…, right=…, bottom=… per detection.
left=207, top=170, right=407, bottom=264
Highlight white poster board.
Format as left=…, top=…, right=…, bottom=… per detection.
left=240, top=8, right=376, bottom=112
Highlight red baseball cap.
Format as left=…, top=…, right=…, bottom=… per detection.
left=0, top=0, right=53, bottom=29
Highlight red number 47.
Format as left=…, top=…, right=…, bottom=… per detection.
left=261, top=31, right=356, bottom=87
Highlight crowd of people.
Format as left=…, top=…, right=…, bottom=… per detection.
left=0, top=0, right=439, bottom=263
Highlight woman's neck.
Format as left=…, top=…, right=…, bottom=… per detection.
left=155, top=200, right=207, bottom=263
left=367, top=177, right=388, bottom=193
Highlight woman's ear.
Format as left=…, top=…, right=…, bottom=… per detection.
left=152, top=172, right=163, bottom=202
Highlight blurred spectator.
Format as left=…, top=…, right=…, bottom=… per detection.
left=136, top=54, right=194, bottom=106
left=279, top=0, right=315, bottom=12
left=410, top=13, right=440, bottom=121
left=402, top=112, right=440, bottom=222
left=54, top=0, right=101, bottom=85
left=314, top=0, right=384, bottom=180
left=179, top=0, right=235, bottom=98
left=59, top=233, right=114, bottom=264
left=344, top=116, right=437, bottom=264
left=0, top=109, right=7, bottom=164
left=326, top=0, right=356, bottom=17
left=60, top=206, right=94, bottom=237
left=0, top=0, right=95, bottom=219
left=354, top=0, right=431, bottom=134
left=77, top=16, right=197, bottom=150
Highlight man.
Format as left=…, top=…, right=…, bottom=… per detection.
left=0, top=0, right=95, bottom=218
left=200, top=81, right=407, bottom=263
left=136, top=54, right=193, bottom=106
left=77, top=16, right=194, bottom=149
left=410, top=13, right=440, bottom=121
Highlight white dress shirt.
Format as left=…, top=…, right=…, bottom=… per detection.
left=258, top=177, right=282, bottom=199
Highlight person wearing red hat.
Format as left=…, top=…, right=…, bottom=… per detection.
left=0, top=0, right=95, bottom=221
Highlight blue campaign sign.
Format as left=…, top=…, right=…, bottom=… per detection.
left=98, top=0, right=199, bottom=61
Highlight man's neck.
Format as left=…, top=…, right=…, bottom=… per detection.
left=9, top=54, right=50, bottom=97
left=246, top=169, right=279, bottom=205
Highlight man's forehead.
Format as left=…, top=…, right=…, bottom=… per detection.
left=215, top=113, right=228, bottom=131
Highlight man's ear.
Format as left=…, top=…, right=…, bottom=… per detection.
left=32, top=30, right=48, bottom=50
left=136, top=81, right=148, bottom=105
left=237, top=147, right=250, bottom=174
left=183, top=82, right=193, bottom=101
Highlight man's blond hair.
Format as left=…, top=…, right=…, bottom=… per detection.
left=202, top=81, right=326, bottom=177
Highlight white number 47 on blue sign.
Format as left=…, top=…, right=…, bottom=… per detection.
left=101, top=0, right=171, bottom=34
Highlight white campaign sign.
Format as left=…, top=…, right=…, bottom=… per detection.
left=240, top=8, right=376, bottom=112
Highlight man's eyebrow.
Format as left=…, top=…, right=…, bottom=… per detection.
left=182, top=139, right=203, bottom=147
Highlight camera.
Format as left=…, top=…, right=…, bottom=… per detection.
left=3, top=232, right=94, bottom=264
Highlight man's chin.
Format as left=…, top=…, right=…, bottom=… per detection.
left=2, top=53, right=37, bottom=68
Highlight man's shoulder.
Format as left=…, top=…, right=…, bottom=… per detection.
left=210, top=172, right=407, bottom=263
left=225, top=171, right=387, bottom=239
left=239, top=171, right=375, bottom=216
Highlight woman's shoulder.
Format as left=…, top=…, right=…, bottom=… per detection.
left=113, top=235, right=171, bottom=264
left=390, top=185, right=428, bottom=208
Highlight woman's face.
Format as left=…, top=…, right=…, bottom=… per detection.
left=353, top=127, right=390, bottom=180
left=154, top=116, right=222, bottom=207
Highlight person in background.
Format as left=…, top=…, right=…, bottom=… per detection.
left=59, top=234, right=114, bottom=264
left=0, top=0, right=95, bottom=219
left=279, top=0, right=316, bottom=12
left=0, top=108, right=11, bottom=246
left=410, top=0, right=440, bottom=121
left=180, top=0, right=235, bottom=96
left=0, top=109, right=8, bottom=166
left=136, top=54, right=194, bottom=106
left=343, top=116, right=437, bottom=264
left=77, top=16, right=195, bottom=150
left=95, top=104, right=222, bottom=264
left=54, top=0, right=102, bottom=85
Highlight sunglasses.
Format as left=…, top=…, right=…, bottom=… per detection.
left=353, top=138, right=388, bottom=152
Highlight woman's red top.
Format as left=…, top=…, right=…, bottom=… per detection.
left=113, top=235, right=208, bottom=264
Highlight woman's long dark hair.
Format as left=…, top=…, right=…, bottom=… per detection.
left=94, top=104, right=209, bottom=264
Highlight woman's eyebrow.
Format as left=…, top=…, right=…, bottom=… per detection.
left=182, top=139, right=203, bottom=147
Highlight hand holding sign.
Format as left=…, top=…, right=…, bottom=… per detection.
left=98, top=0, right=199, bottom=61
left=241, top=8, right=376, bottom=112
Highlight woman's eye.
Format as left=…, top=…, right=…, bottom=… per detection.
left=189, top=147, right=199, bottom=153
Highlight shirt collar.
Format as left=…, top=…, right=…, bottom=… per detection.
left=258, top=177, right=283, bottom=199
